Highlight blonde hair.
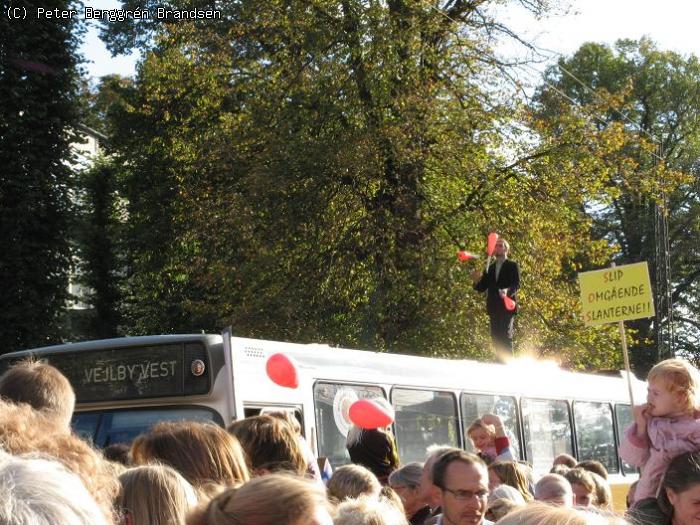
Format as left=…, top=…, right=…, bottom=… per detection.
left=0, top=400, right=118, bottom=521
left=648, top=358, right=700, bottom=413
left=554, top=454, right=577, bottom=468
left=327, top=464, right=381, bottom=503
left=488, top=461, right=533, bottom=502
left=589, top=472, right=612, bottom=510
left=495, top=502, right=625, bottom=525
left=132, top=421, right=250, bottom=489
left=186, top=473, right=328, bottom=525
left=118, top=465, right=198, bottom=525
left=0, top=451, right=110, bottom=525
left=466, top=418, right=496, bottom=439
left=380, top=486, right=405, bottom=514
left=334, top=496, right=409, bottom=525
left=487, top=498, right=522, bottom=521
left=565, top=468, right=597, bottom=504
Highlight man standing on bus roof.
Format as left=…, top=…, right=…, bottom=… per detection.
left=470, top=237, right=520, bottom=355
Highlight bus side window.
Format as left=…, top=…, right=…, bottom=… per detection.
left=521, top=398, right=573, bottom=472
left=615, top=404, right=636, bottom=475
left=391, top=388, right=459, bottom=464
left=461, top=393, right=521, bottom=460
left=312, top=382, right=384, bottom=468
left=574, top=401, right=618, bottom=474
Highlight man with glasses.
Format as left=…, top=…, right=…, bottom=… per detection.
left=432, top=450, right=493, bottom=525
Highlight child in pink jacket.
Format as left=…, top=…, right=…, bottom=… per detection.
left=620, top=358, right=700, bottom=519
left=467, top=413, right=516, bottom=464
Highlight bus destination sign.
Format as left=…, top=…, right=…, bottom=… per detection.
left=46, top=344, right=185, bottom=403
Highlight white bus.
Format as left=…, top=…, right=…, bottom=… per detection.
left=0, top=328, right=643, bottom=507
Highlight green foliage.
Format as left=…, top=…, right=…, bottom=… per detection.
left=99, top=1, right=630, bottom=371
left=534, top=38, right=700, bottom=374
left=0, top=0, right=82, bottom=351
left=73, top=157, right=127, bottom=339
left=78, top=74, right=134, bottom=136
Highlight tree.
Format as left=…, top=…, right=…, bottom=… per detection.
left=78, top=74, right=134, bottom=136
left=0, top=0, right=83, bottom=351
left=101, top=1, right=628, bottom=369
left=73, top=157, right=127, bottom=339
left=534, top=38, right=700, bottom=374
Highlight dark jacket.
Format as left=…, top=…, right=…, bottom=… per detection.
left=409, top=506, right=432, bottom=525
left=473, top=259, right=520, bottom=315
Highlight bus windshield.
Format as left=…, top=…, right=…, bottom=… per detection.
left=72, top=406, right=223, bottom=447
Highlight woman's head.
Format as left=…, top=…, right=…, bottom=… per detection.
left=345, top=426, right=399, bottom=484
left=334, top=496, right=409, bottom=525
left=227, top=415, right=307, bottom=476
left=0, top=400, right=119, bottom=520
left=487, top=461, right=533, bottom=501
left=485, top=497, right=522, bottom=522
left=265, top=411, right=301, bottom=435
left=493, top=502, right=624, bottom=525
left=380, top=486, right=405, bottom=514
left=131, top=421, right=250, bottom=490
left=388, top=463, right=425, bottom=515
left=647, top=359, right=700, bottom=417
left=589, top=472, right=612, bottom=510
left=327, top=464, right=381, bottom=503
left=659, top=451, right=700, bottom=525
left=553, top=454, right=577, bottom=469
left=187, top=473, right=332, bottom=525
left=0, top=451, right=110, bottom=525
left=467, top=419, right=495, bottom=453
left=576, top=460, right=608, bottom=480
left=118, top=465, right=198, bottom=525
left=485, top=485, right=525, bottom=522
left=564, top=468, right=597, bottom=508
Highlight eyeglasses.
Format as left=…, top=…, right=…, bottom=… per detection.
left=440, top=487, right=488, bottom=501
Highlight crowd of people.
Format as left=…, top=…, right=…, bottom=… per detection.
left=0, top=356, right=699, bottom=525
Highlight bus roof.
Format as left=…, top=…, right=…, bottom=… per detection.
left=1, top=334, right=221, bottom=357
left=0, top=333, right=645, bottom=404
left=232, top=336, right=646, bottom=403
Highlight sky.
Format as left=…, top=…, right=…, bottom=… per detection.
left=496, top=0, right=700, bottom=58
left=79, top=0, right=700, bottom=81
left=80, top=0, right=139, bottom=79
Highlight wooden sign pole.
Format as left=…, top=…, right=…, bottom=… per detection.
left=611, top=263, right=635, bottom=407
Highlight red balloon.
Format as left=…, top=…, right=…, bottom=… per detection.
left=457, top=250, right=476, bottom=262
left=486, top=232, right=499, bottom=256
left=503, top=294, right=516, bottom=311
left=266, top=353, right=299, bottom=389
left=348, top=399, right=395, bottom=429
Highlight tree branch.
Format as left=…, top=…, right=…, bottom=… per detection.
left=671, top=265, right=700, bottom=303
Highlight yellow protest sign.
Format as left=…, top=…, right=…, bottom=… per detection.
left=578, top=262, right=655, bottom=326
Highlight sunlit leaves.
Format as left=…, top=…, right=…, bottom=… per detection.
left=534, top=38, right=700, bottom=372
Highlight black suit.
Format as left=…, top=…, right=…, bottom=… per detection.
left=473, top=258, right=520, bottom=353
